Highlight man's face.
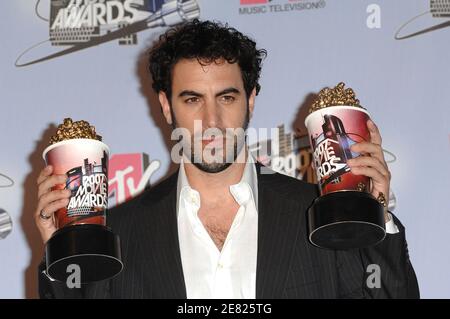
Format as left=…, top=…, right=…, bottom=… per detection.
left=159, top=58, right=256, bottom=173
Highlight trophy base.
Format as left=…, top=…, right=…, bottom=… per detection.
left=45, top=224, right=123, bottom=283
left=308, top=191, right=386, bottom=250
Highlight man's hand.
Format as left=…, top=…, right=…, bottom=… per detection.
left=347, top=120, right=391, bottom=221
left=35, top=165, right=71, bottom=244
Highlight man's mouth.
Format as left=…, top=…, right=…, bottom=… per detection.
left=202, top=136, right=224, bottom=147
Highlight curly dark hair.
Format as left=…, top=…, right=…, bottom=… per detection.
left=148, top=19, right=267, bottom=100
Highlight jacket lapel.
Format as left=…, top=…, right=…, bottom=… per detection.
left=134, top=163, right=308, bottom=299
left=137, top=172, right=187, bottom=298
left=255, top=163, right=307, bottom=298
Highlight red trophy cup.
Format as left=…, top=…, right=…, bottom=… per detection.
left=43, top=118, right=122, bottom=283
left=305, top=83, right=386, bottom=249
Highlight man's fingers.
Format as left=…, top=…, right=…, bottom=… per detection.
left=37, top=174, right=67, bottom=199
left=350, top=141, right=382, bottom=155
left=350, top=142, right=386, bottom=168
left=35, top=198, right=69, bottom=224
left=347, top=156, right=391, bottom=180
left=367, top=119, right=382, bottom=145
left=350, top=165, right=390, bottom=204
left=37, top=166, right=53, bottom=185
left=35, top=167, right=69, bottom=244
left=349, top=165, right=388, bottom=188
left=38, top=189, right=71, bottom=209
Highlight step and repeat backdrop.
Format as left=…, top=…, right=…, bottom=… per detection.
left=1, top=0, right=449, bottom=298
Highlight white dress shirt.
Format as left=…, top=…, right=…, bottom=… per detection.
left=177, top=156, right=258, bottom=299
left=176, top=155, right=398, bottom=299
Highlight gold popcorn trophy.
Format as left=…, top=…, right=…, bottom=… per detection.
left=43, top=119, right=122, bottom=283
left=304, top=83, right=386, bottom=249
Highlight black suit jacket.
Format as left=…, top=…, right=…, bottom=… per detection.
left=39, top=163, right=419, bottom=298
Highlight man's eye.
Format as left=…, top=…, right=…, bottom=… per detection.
left=221, top=95, right=235, bottom=103
left=185, top=97, right=200, bottom=104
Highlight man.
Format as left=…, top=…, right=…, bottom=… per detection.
left=35, top=20, right=419, bottom=298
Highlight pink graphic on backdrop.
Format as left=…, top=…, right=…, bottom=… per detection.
left=108, top=153, right=161, bottom=207
left=241, top=0, right=269, bottom=5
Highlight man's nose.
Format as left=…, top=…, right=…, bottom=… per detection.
left=203, top=101, right=220, bottom=128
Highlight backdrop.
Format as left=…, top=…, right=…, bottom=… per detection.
left=1, top=0, right=449, bottom=298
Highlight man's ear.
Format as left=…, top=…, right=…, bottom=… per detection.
left=158, top=91, right=173, bottom=125
left=248, top=88, right=257, bottom=119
